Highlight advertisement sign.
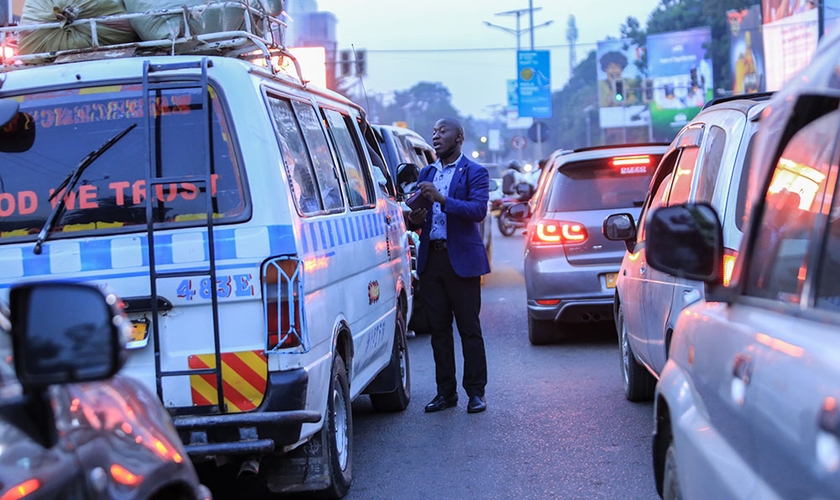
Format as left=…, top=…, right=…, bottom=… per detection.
left=647, top=27, right=713, bottom=142
left=596, top=39, right=648, bottom=129
left=762, top=0, right=818, bottom=91
left=506, top=79, right=533, bottom=129
left=517, top=50, right=552, bottom=119
left=728, top=6, right=765, bottom=94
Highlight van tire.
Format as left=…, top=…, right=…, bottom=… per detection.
left=618, top=306, right=655, bottom=401
left=662, top=441, right=682, bottom=500
left=528, top=315, right=555, bottom=345
left=320, top=352, right=353, bottom=499
left=370, top=308, right=411, bottom=412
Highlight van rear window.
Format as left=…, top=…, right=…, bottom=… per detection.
left=0, top=84, right=246, bottom=240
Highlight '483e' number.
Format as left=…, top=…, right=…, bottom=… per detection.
left=176, top=274, right=254, bottom=300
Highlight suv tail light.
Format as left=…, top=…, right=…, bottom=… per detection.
left=723, top=248, right=738, bottom=287
left=262, top=257, right=306, bottom=351
left=530, top=219, right=588, bottom=246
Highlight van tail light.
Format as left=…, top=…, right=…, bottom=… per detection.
left=531, top=219, right=588, bottom=246
left=722, top=248, right=738, bottom=287
left=262, top=257, right=306, bottom=351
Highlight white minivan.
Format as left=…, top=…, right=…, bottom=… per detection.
left=0, top=4, right=412, bottom=498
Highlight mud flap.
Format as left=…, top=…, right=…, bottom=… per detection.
left=261, top=438, right=332, bottom=493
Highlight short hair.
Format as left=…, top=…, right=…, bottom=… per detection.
left=599, top=51, right=628, bottom=72
left=437, top=117, right=464, bottom=139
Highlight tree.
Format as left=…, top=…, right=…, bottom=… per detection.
left=544, top=50, right=600, bottom=152
left=380, top=82, right=463, bottom=142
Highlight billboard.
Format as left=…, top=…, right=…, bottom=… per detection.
left=647, top=27, right=713, bottom=142
left=506, top=80, right=533, bottom=129
left=762, top=0, right=818, bottom=91
left=517, top=50, right=552, bottom=119
left=728, top=5, right=765, bottom=94
left=596, top=39, right=648, bottom=128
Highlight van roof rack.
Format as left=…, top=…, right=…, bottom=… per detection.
left=0, top=2, right=296, bottom=77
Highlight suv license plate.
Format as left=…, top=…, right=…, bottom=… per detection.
left=605, top=273, right=618, bottom=288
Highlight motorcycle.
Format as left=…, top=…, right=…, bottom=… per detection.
left=492, top=182, right=534, bottom=237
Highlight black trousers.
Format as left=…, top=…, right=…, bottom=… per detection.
left=421, top=246, right=487, bottom=398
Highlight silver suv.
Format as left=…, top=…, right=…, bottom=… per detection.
left=511, top=144, right=667, bottom=344
left=643, top=31, right=840, bottom=499
left=603, top=93, right=772, bottom=401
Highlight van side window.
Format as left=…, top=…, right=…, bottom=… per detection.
left=291, top=101, right=344, bottom=212
left=267, top=97, right=323, bottom=215
left=697, top=126, right=726, bottom=202
left=668, top=146, right=700, bottom=204
left=323, top=109, right=374, bottom=209
left=745, top=109, right=838, bottom=303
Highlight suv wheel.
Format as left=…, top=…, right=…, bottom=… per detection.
left=528, top=315, right=555, bottom=345
left=662, top=441, right=682, bottom=500
left=618, top=306, right=655, bottom=401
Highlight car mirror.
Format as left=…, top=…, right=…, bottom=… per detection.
left=508, top=202, right=530, bottom=220
left=645, top=203, right=723, bottom=283
left=396, top=162, right=420, bottom=196
left=10, top=282, right=128, bottom=389
left=603, top=213, right=637, bottom=241
left=489, top=179, right=499, bottom=192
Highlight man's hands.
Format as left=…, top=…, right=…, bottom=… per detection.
left=408, top=181, right=445, bottom=226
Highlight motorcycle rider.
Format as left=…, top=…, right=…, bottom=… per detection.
left=501, top=160, right=528, bottom=197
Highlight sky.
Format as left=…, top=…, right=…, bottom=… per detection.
left=314, top=0, right=663, bottom=119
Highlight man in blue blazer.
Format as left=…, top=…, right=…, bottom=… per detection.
left=407, top=117, right=491, bottom=414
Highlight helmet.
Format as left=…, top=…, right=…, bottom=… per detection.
left=507, top=160, right=522, bottom=172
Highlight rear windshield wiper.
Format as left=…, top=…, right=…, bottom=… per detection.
left=33, top=123, right=137, bottom=254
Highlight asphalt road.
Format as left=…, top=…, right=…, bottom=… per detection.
left=344, top=223, right=659, bottom=500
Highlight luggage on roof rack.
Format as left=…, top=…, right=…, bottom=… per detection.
left=1, top=0, right=286, bottom=68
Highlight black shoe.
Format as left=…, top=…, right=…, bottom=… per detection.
left=425, top=395, right=458, bottom=413
left=467, top=395, right=486, bottom=413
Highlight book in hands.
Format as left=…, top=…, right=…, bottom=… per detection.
left=406, top=190, right=433, bottom=211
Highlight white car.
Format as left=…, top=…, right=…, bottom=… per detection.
left=644, top=30, right=840, bottom=500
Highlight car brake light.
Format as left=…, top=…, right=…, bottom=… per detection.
left=723, top=249, right=738, bottom=287
left=611, top=155, right=651, bottom=166
left=263, top=257, right=305, bottom=350
left=0, top=479, right=40, bottom=500
left=531, top=219, right=588, bottom=246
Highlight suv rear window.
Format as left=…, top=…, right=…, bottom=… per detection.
left=545, top=155, right=662, bottom=212
left=0, top=84, right=246, bottom=240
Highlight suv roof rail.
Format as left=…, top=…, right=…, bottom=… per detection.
left=701, top=91, right=775, bottom=110
left=0, top=2, right=288, bottom=73
left=571, top=142, right=670, bottom=154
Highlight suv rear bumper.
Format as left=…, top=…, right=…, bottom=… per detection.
left=527, top=297, right=614, bottom=323
left=174, top=368, right=320, bottom=460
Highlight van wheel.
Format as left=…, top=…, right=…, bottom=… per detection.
left=528, top=315, right=555, bottom=345
left=618, top=306, right=655, bottom=401
left=319, top=353, right=353, bottom=499
left=370, top=308, right=411, bottom=412
left=662, top=441, right=682, bottom=500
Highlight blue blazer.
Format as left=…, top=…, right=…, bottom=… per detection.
left=415, top=156, right=491, bottom=278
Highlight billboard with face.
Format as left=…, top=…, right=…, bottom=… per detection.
left=596, top=39, right=648, bottom=129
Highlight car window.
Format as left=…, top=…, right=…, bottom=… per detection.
left=640, top=172, right=673, bottom=242
left=323, top=109, right=374, bottom=209
left=735, top=131, right=759, bottom=231
left=545, top=155, right=661, bottom=212
left=292, top=101, right=345, bottom=212
left=667, top=146, right=700, bottom=205
left=745, top=109, right=839, bottom=303
left=696, top=126, right=726, bottom=202
left=267, top=97, right=323, bottom=215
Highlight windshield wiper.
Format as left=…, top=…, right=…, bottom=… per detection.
left=33, top=123, right=137, bottom=255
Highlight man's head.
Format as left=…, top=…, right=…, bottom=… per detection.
left=432, top=118, right=464, bottom=162
left=599, top=51, right=628, bottom=81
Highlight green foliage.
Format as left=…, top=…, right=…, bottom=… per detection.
left=379, top=82, right=464, bottom=142
left=544, top=50, right=600, bottom=151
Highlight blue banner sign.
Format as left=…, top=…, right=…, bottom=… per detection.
left=517, top=50, right=552, bottom=118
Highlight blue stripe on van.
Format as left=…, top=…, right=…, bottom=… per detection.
left=81, top=239, right=112, bottom=271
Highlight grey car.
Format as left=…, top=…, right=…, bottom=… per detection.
left=512, top=143, right=667, bottom=344
left=644, top=31, right=840, bottom=499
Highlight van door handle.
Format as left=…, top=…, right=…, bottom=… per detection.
left=730, top=354, right=752, bottom=405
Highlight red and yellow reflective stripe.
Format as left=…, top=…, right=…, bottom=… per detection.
left=188, top=351, right=267, bottom=413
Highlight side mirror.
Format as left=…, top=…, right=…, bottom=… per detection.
left=396, top=162, right=420, bottom=197
left=645, top=203, right=723, bottom=283
left=489, top=179, right=499, bottom=192
left=9, top=282, right=129, bottom=389
left=507, top=202, right=530, bottom=220
left=603, top=213, right=638, bottom=253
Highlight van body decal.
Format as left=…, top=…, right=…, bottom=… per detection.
left=188, top=350, right=268, bottom=413
left=0, top=224, right=295, bottom=283
left=298, top=208, right=403, bottom=255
